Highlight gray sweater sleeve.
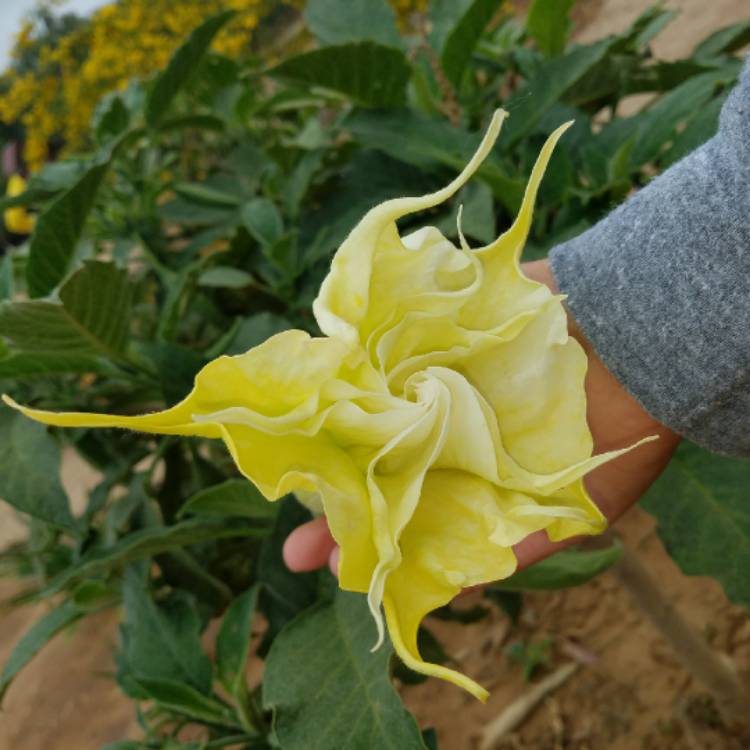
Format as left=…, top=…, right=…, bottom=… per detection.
left=549, top=58, right=750, bottom=457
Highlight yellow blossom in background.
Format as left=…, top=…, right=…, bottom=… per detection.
left=3, top=111, right=650, bottom=699
left=0, top=0, right=265, bottom=171
left=0, top=0, right=436, bottom=172
left=3, top=175, right=35, bottom=235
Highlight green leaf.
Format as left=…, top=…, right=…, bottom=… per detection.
left=502, top=39, right=613, bottom=146
left=0, top=187, right=55, bottom=212
left=216, top=585, right=260, bottom=693
left=268, top=42, right=412, bottom=108
left=300, top=149, right=437, bottom=261
left=438, top=0, right=501, bottom=85
left=0, top=261, right=133, bottom=360
left=241, top=198, right=284, bottom=247
left=26, top=161, right=110, bottom=298
left=198, top=267, right=254, bottom=289
left=483, top=589, right=522, bottom=623
left=0, top=255, right=13, bottom=300
left=178, top=479, right=277, bottom=522
left=93, top=93, right=130, bottom=144
left=630, top=66, right=738, bottom=165
left=224, top=312, right=292, bottom=356
left=304, top=0, right=401, bottom=48
left=493, top=543, right=622, bottom=591
left=435, top=180, right=496, bottom=244
left=0, top=353, right=112, bottom=379
left=641, top=442, right=750, bottom=611
left=257, top=497, right=318, bottom=644
left=0, top=410, right=77, bottom=532
left=661, top=94, right=725, bottom=167
left=41, top=518, right=269, bottom=596
left=263, top=590, right=426, bottom=750
left=526, top=0, right=575, bottom=57
left=344, top=109, right=524, bottom=212
left=173, top=182, right=242, bottom=208
left=146, top=10, right=237, bottom=127
left=119, top=566, right=213, bottom=696
left=626, top=6, right=678, bottom=50
left=134, top=678, right=237, bottom=725
left=693, top=20, right=750, bottom=60
left=0, top=599, right=82, bottom=702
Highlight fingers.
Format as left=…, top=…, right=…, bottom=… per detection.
left=328, top=546, right=340, bottom=577
left=283, top=516, right=337, bottom=572
left=513, top=529, right=579, bottom=571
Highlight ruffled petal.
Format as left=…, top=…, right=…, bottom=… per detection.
left=313, top=110, right=508, bottom=348
left=382, top=471, right=520, bottom=701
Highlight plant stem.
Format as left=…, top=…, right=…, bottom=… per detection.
left=612, top=542, right=750, bottom=726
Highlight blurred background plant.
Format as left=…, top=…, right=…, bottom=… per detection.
left=0, top=1, right=749, bottom=748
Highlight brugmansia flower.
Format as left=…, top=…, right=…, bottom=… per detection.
left=3, top=110, right=644, bottom=700
left=3, top=174, right=35, bottom=235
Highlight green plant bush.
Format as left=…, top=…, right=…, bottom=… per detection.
left=1, top=2, right=749, bottom=748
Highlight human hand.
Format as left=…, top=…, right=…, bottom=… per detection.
left=283, top=259, right=680, bottom=577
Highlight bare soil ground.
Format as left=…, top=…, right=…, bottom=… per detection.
left=2, top=1, right=749, bottom=748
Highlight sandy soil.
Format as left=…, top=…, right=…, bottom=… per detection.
left=1, top=1, right=749, bottom=748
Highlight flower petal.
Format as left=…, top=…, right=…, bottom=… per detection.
left=382, top=471, right=522, bottom=701
left=313, top=110, right=508, bottom=348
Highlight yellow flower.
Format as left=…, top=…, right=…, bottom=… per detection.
left=3, top=111, right=647, bottom=699
left=3, top=174, right=35, bottom=235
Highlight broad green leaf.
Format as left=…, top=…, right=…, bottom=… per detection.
left=304, top=0, right=401, bottom=48
left=268, top=42, right=412, bottom=108
left=216, top=585, right=260, bottom=693
left=693, top=20, right=750, bottom=60
left=133, top=678, right=237, bottom=725
left=502, top=39, right=613, bottom=146
left=661, top=94, right=725, bottom=167
left=438, top=0, right=502, bottom=86
left=641, top=442, right=750, bottom=611
left=300, top=149, right=437, bottom=261
left=0, top=410, right=77, bottom=532
left=257, top=497, right=317, bottom=644
left=28, top=160, right=88, bottom=192
left=263, top=590, right=426, bottom=750
left=159, top=198, right=236, bottom=227
left=0, top=187, right=55, bottom=212
left=26, top=161, right=110, bottom=298
left=526, top=0, right=575, bottom=57
left=344, top=109, right=524, bottom=212
left=626, top=6, right=678, bottom=50
left=631, top=66, right=738, bottom=165
left=435, top=180, right=496, bottom=244
left=178, top=479, right=278, bottom=522
left=198, top=267, right=254, bottom=289
left=241, top=198, right=284, bottom=247
left=0, top=255, right=13, bottom=300
left=0, top=599, right=83, bottom=702
left=146, top=10, right=237, bottom=127
left=224, top=312, right=293, bottom=356
left=492, top=543, right=623, bottom=591
left=119, top=566, right=213, bottom=696
left=59, top=261, right=133, bottom=353
left=173, top=182, right=242, bottom=208
left=284, top=149, right=325, bottom=219
left=93, top=93, right=130, bottom=144
left=0, top=352, right=113, bottom=378
left=1, top=261, right=133, bottom=360
left=41, top=518, right=269, bottom=596
left=157, top=113, right=226, bottom=132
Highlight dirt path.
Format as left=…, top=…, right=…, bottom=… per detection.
left=1, top=2, right=749, bottom=748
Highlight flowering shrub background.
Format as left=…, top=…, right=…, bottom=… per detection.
left=0, top=1, right=748, bottom=748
